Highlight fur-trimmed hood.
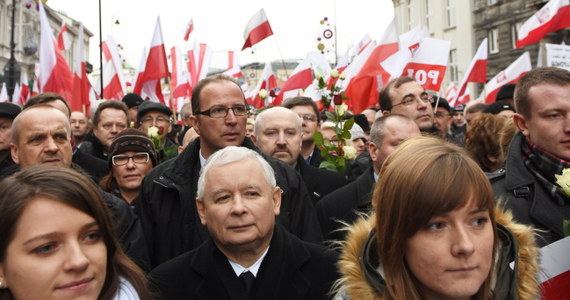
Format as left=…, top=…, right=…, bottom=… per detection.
left=334, top=207, right=540, bottom=300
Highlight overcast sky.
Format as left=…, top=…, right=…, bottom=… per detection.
left=47, top=0, right=394, bottom=71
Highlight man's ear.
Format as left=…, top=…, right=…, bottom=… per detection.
left=272, top=187, right=282, bottom=217
left=196, top=198, right=207, bottom=226
left=250, top=133, right=257, bottom=144
left=512, top=113, right=529, bottom=137
left=10, top=143, right=19, bottom=164
left=368, top=142, right=378, bottom=163
left=190, top=115, right=200, bottom=135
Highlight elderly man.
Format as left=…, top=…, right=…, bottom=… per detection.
left=0, top=103, right=21, bottom=175
left=150, top=146, right=338, bottom=300
left=138, top=75, right=322, bottom=268
left=317, top=114, right=420, bottom=242
left=9, top=105, right=149, bottom=269
left=432, top=97, right=453, bottom=141
left=282, top=96, right=325, bottom=167
left=137, top=101, right=175, bottom=146
left=379, top=76, right=435, bottom=133
left=70, top=111, right=90, bottom=145
left=490, top=67, right=570, bottom=246
left=81, top=100, right=129, bottom=160
left=253, top=107, right=346, bottom=204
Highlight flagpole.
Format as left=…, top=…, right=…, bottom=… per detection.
left=272, top=37, right=289, bottom=78
left=99, top=0, right=104, bottom=97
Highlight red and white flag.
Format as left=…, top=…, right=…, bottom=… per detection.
left=350, top=33, right=373, bottom=57
left=38, top=1, right=73, bottom=102
left=484, top=51, right=531, bottom=103
left=170, top=46, right=192, bottom=99
left=223, top=51, right=243, bottom=78
left=344, top=18, right=399, bottom=113
left=20, top=72, right=30, bottom=105
left=183, top=17, right=194, bottom=41
left=248, top=62, right=276, bottom=108
left=0, top=84, right=8, bottom=103
left=71, top=24, right=91, bottom=112
left=538, top=236, right=570, bottom=299
left=187, top=42, right=212, bottom=86
left=11, top=83, right=21, bottom=105
left=449, top=38, right=488, bottom=107
left=516, top=0, right=570, bottom=49
left=57, top=23, right=70, bottom=51
left=242, top=8, right=274, bottom=50
left=133, top=17, right=170, bottom=104
left=335, top=49, right=350, bottom=74
left=382, top=37, right=451, bottom=92
left=101, top=36, right=127, bottom=100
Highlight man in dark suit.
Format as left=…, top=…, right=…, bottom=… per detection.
left=150, top=146, right=338, bottom=300
left=316, top=114, right=420, bottom=242
left=252, top=106, right=347, bottom=205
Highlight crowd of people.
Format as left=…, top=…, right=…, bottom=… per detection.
left=0, top=66, right=568, bottom=299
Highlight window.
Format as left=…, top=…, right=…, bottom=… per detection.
left=489, top=28, right=499, bottom=53
left=448, top=49, right=459, bottom=83
left=407, top=0, right=414, bottom=30
left=487, top=0, right=498, bottom=5
left=511, top=22, right=523, bottom=49
left=446, top=0, right=456, bottom=27
left=425, top=0, right=431, bottom=30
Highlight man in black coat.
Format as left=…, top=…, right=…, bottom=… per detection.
left=137, top=75, right=322, bottom=268
left=489, top=67, right=570, bottom=246
left=252, top=106, right=347, bottom=205
left=150, top=147, right=338, bottom=300
left=316, top=114, right=420, bottom=242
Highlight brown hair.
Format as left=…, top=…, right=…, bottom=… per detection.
left=281, top=96, right=320, bottom=120
left=499, top=117, right=519, bottom=159
left=464, top=113, right=506, bottom=172
left=191, top=74, right=245, bottom=115
left=92, top=100, right=130, bottom=126
left=373, top=136, right=497, bottom=300
left=23, top=92, right=71, bottom=117
left=514, top=67, right=570, bottom=118
left=378, top=76, right=415, bottom=111
left=0, top=166, right=152, bottom=300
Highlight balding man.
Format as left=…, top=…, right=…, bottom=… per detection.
left=253, top=107, right=346, bottom=204
left=316, top=114, right=421, bottom=242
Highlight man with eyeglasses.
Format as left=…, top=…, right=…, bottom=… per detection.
left=137, top=75, right=323, bottom=268
left=281, top=96, right=325, bottom=168
left=137, top=101, right=175, bottom=147
left=379, top=76, right=436, bottom=133
left=431, top=97, right=454, bottom=141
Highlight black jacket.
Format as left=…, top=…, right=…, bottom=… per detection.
left=150, top=224, right=339, bottom=300
left=308, top=145, right=325, bottom=168
left=297, top=156, right=347, bottom=206
left=316, top=167, right=375, bottom=243
left=489, top=132, right=570, bottom=246
left=137, top=137, right=323, bottom=268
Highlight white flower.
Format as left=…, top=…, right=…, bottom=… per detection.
left=330, top=69, right=339, bottom=79
left=335, top=103, right=348, bottom=116
left=315, top=72, right=323, bottom=80
left=148, top=126, right=159, bottom=139
left=556, top=168, right=570, bottom=197
left=258, top=89, right=268, bottom=99
left=339, top=73, right=346, bottom=80
left=342, top=145, right=357, bottom=160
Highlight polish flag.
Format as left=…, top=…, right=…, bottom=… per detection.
left=101, top=36, right=127, bottom=100
left=20, top=72, right=30, bottom=105
left=38, top=2, right=73, bottom=102
left=516, top=0, right=570, bottom=49
left=445, top=83, right=459, bottom=101
left=0, top=84, right=8, bottom=103
left=133, top=17, right=170, bottom=103
left=242, top=8, right=274, bottom=50
left=381, top=37, right=451, bottom=92
left=484, top=52, right=531, bottom=103
left=538, top=236, right=570, bottom=299
left=345, top=18, right=399, bottom=114
left=57, top=23, right=70, bottom=51
left=223, top=51, right=243, bottom=78
left=71, top=24, right=91, bottom=112
left=183, top=17, right=194, bottom=41
left=335, top=49, right=350, bottom=73
left=350, top=33, right=373, bottom=57
left=31, top=79, right=40, bottom=97
left=449, top=38, right=488, bottom=107
left=187, top=42, right=213, bottom=86
left=11, top=83, right=21, bottom=105
left=248, top=62, right=276, bottom=108
left=170, top=46, right=192, bottom=99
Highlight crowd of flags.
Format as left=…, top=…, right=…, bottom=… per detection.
left=2, top=0, right=570, bottom=116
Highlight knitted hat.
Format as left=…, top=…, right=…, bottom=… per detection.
left=108, top=128, right=158, bottom=168
left=136, top=101, right=173, bottom=123
left=121, top=93, right=144, bottom=109
left=349, top=123, right=366, bottom=141
left=0, top=103, right=21, bottom=119
left=483, top=100, right=516, bottom=115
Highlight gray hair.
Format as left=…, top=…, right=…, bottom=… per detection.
left=369, top=114, right=413, bottom=146
left=253, top=106, right=302, bottom=138
left=196, top=146, right=276, bottom=199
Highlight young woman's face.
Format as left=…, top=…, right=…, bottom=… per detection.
left=404, top=196, right=494, bottom=300
left=0, top=196, right=107, bottom=300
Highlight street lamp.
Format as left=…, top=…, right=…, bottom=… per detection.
left=3, top=0, right=21, bottom=100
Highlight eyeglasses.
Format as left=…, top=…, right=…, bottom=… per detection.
left=112, top=152, right=150, bottom=166
left=297, top=114, right=317, bottom=122
left=392, top=94, right=433, bottom=108
left=140, top=116, right=170, bottom=125
left=434, top=112, right=451, bottom=118
left=195, top=105, right=248, bottom=118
